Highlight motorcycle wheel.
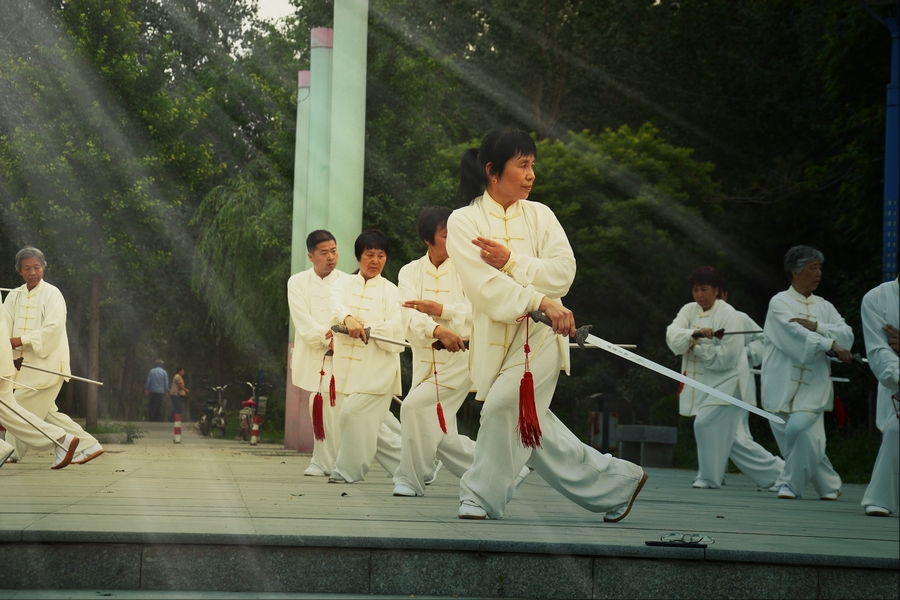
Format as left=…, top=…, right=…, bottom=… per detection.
left=240, top=421, right=249, bottom=442
left=220, top=425, right=227, bottom=438
left=199, top=417, right=210, bottom=437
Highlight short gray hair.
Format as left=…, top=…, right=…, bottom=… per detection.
left=783, top=245, right=824, bottom=280
left=15, top=246, right=47, bottom=272
left=154, top=359, right=164, bottom=368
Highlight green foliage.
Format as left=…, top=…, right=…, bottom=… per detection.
left=86, top=420, right=147, bottom=444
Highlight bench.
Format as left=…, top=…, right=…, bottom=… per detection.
left=616, top=425, right=678, bottom=468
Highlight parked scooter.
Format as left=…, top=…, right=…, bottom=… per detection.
left=237, top=381, right=270, bottom=443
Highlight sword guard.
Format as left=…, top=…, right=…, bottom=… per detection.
left=575, top=325, right=593, bottom=349
left=432, top=339, right=470, bottom=351
left=528, top=310, right=553, bottom=327
left=13, top=357, right=22, bottom=371
left=330, top=324, right=371, bottom=345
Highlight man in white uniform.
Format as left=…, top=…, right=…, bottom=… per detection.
left=859, top=276, right=899, bottom=516
left=666, top=267, right=783, bottom=490
left=288, top=230, right=346, bottom=476
left=3, top=247, right=102, bottom=465
left=761, top=245, right=853, bottom=500
left=0, top=300, right=79, bottom=469
left=447, top=128, right=646, bottom=521
left=329, top=229, right=404, bottom=484
left=392, top=207, right=477, bottom=497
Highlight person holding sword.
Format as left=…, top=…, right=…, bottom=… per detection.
left=446, top=128, right=647, bottom=521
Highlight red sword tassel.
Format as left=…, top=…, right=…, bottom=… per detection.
left=516, top=315, right=542, bottom=449
left=432, top=346, right=447, bottom=435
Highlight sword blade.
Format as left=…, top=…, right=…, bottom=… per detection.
left=579, top=330, right=784, bottom=424
left=19, top=362, right=104, bottom=386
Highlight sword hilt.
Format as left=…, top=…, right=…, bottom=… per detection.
left=331, top=324, right=371, bottom=345
left=13, top=357, right=22, bottom=371
left=527, top=311, right=593, bottom=348
left=692, top=328, right=725, bottom=340
left=432, top=339, right=470, bottom=351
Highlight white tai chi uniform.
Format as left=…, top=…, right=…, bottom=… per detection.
left=732, top=311, right=784, bottom=480
left=447, top=191, right=644, bottom=519
left=860, top=278, right=899, bottom=514
left=666, top=300, right=783, bottom=488
left=761, top=287, right=853, bottom=497
left=330, top=273, right=404, bottom=483
left=288, top=268, right=348, bottom=474
left=0, top=310, right=67, bottom=453
left=393, top=255, right=477, bottom=496
left=3, top=280, right=97, bottom=460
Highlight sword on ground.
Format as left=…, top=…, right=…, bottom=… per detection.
left=0, top=376, right=68, bottom=450
left=13, top=358, right=104, bottom=386
left=528, top=311, right=785, bottom=424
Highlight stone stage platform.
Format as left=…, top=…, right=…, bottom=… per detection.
left=0, top=422, right=896, bottom=599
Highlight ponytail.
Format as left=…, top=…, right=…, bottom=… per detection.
left=457, top=147, right=485, bottom=205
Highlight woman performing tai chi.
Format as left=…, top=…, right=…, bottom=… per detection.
left=446, top=127, right=647, bottom=521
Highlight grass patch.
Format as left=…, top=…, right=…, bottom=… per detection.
left=86, top=420, right=147, bottom=444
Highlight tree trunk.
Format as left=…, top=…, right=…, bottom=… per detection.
left=86, top=275, right=100, bottom=429
left=119, top=341, right=134, bottom=421
left=65, top=299, right=83, bottom=416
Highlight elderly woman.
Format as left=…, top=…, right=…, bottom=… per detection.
left=446, top=128, right=646, bottom=521
left=666, top=267, right=783, bottom=490
left=3, top=246, right=103, bottom=465
left=761, top=245, right=853, bottom=500
left=328, top=229, right=404, bottom=484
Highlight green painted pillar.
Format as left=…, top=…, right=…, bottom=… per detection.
left=307, top=27, right=334, bottom=234
left=328, top=0, right=369, bottom=273
left=285, top=70, right=312, bottom=452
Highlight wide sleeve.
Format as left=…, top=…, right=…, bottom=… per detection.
left=818, top=302, right=854, bottom=351
left=287, top=275, right=329, bottom=352
left=372, top=282, right=404, bottom=354
left=764, top=295, right=834, bottom=365
left=861, top=289, right=899, bottom=392
left=447, top=207, right=574, bottom=325
left=501, top=204, right=578, bottom=298
left=744, top=315, right=766, bottom=368
left=666, top=304, right=696, bottom=356
left=398, top=262, right=439, bottom=345
left=691, top=308, right=743, bottom=371
left=439, top=295, right=472, bottom=336
left=20, top=287, right=67, bottom=359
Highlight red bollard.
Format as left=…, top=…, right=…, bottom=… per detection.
left=250, top=415, right=259, bottom=446
left=173, top=413, right=182, bottom=444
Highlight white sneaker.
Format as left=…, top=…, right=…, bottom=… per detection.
left=424, top=460, right=442, bottom=485
left=392, top=483, right=418, bottom=497
left=819, top=489, right=841, bottom=501
left=865, top=505, right=890, bottom=517
left=52, top=434, right=79, bottom=469
left=692, top=480, right=713, bottom=489
left=458, top=500, right=488, bottom=520
left=0, top=439, right=13, bottom=469
left=304, top=463, right=327, bottom=477
left=777, top=485, right=797, bottom=499
left=72, top=443, right=104, bottom=465
left=514, top=466, right=533, bottom=491
left=327, top=471, right=349, bottom=483
left=767, top=485, right=780, bottom=492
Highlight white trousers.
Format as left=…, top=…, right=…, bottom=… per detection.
left=302, top=387, right=343, bottom=474
left=7, top=381, right=97, bottom=460
left=0, top=380, right=66, bottom=451
left=394, top=372, right=476, bottom=496
left=693, top=403, right=784, bottom=488
left=332, top=392, right=402, bottom=483
left=459, top=341, right=644, bottom=519
left=862, top=417, right=899, bottom=514
left=769, top=410, right=842, bottom=497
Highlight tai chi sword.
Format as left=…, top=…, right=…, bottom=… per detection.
left=528, top=311, right=785, bottom=424
left=13, top=358, right=104, bottom=386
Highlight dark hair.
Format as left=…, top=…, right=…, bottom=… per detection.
left=306, top=230, right=336, bottom=253
left=416, top=206, right=452, bottom=245
left=457, top=128, right=537, bottom=204
left=688, top=266, right=723, bottom=290
left=354, top=229, right=389, bottom=261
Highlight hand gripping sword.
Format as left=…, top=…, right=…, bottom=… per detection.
left=528, top=311, right=784, bottom=424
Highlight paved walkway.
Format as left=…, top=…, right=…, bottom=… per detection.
left=0, top=422, right=897, bottom=598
